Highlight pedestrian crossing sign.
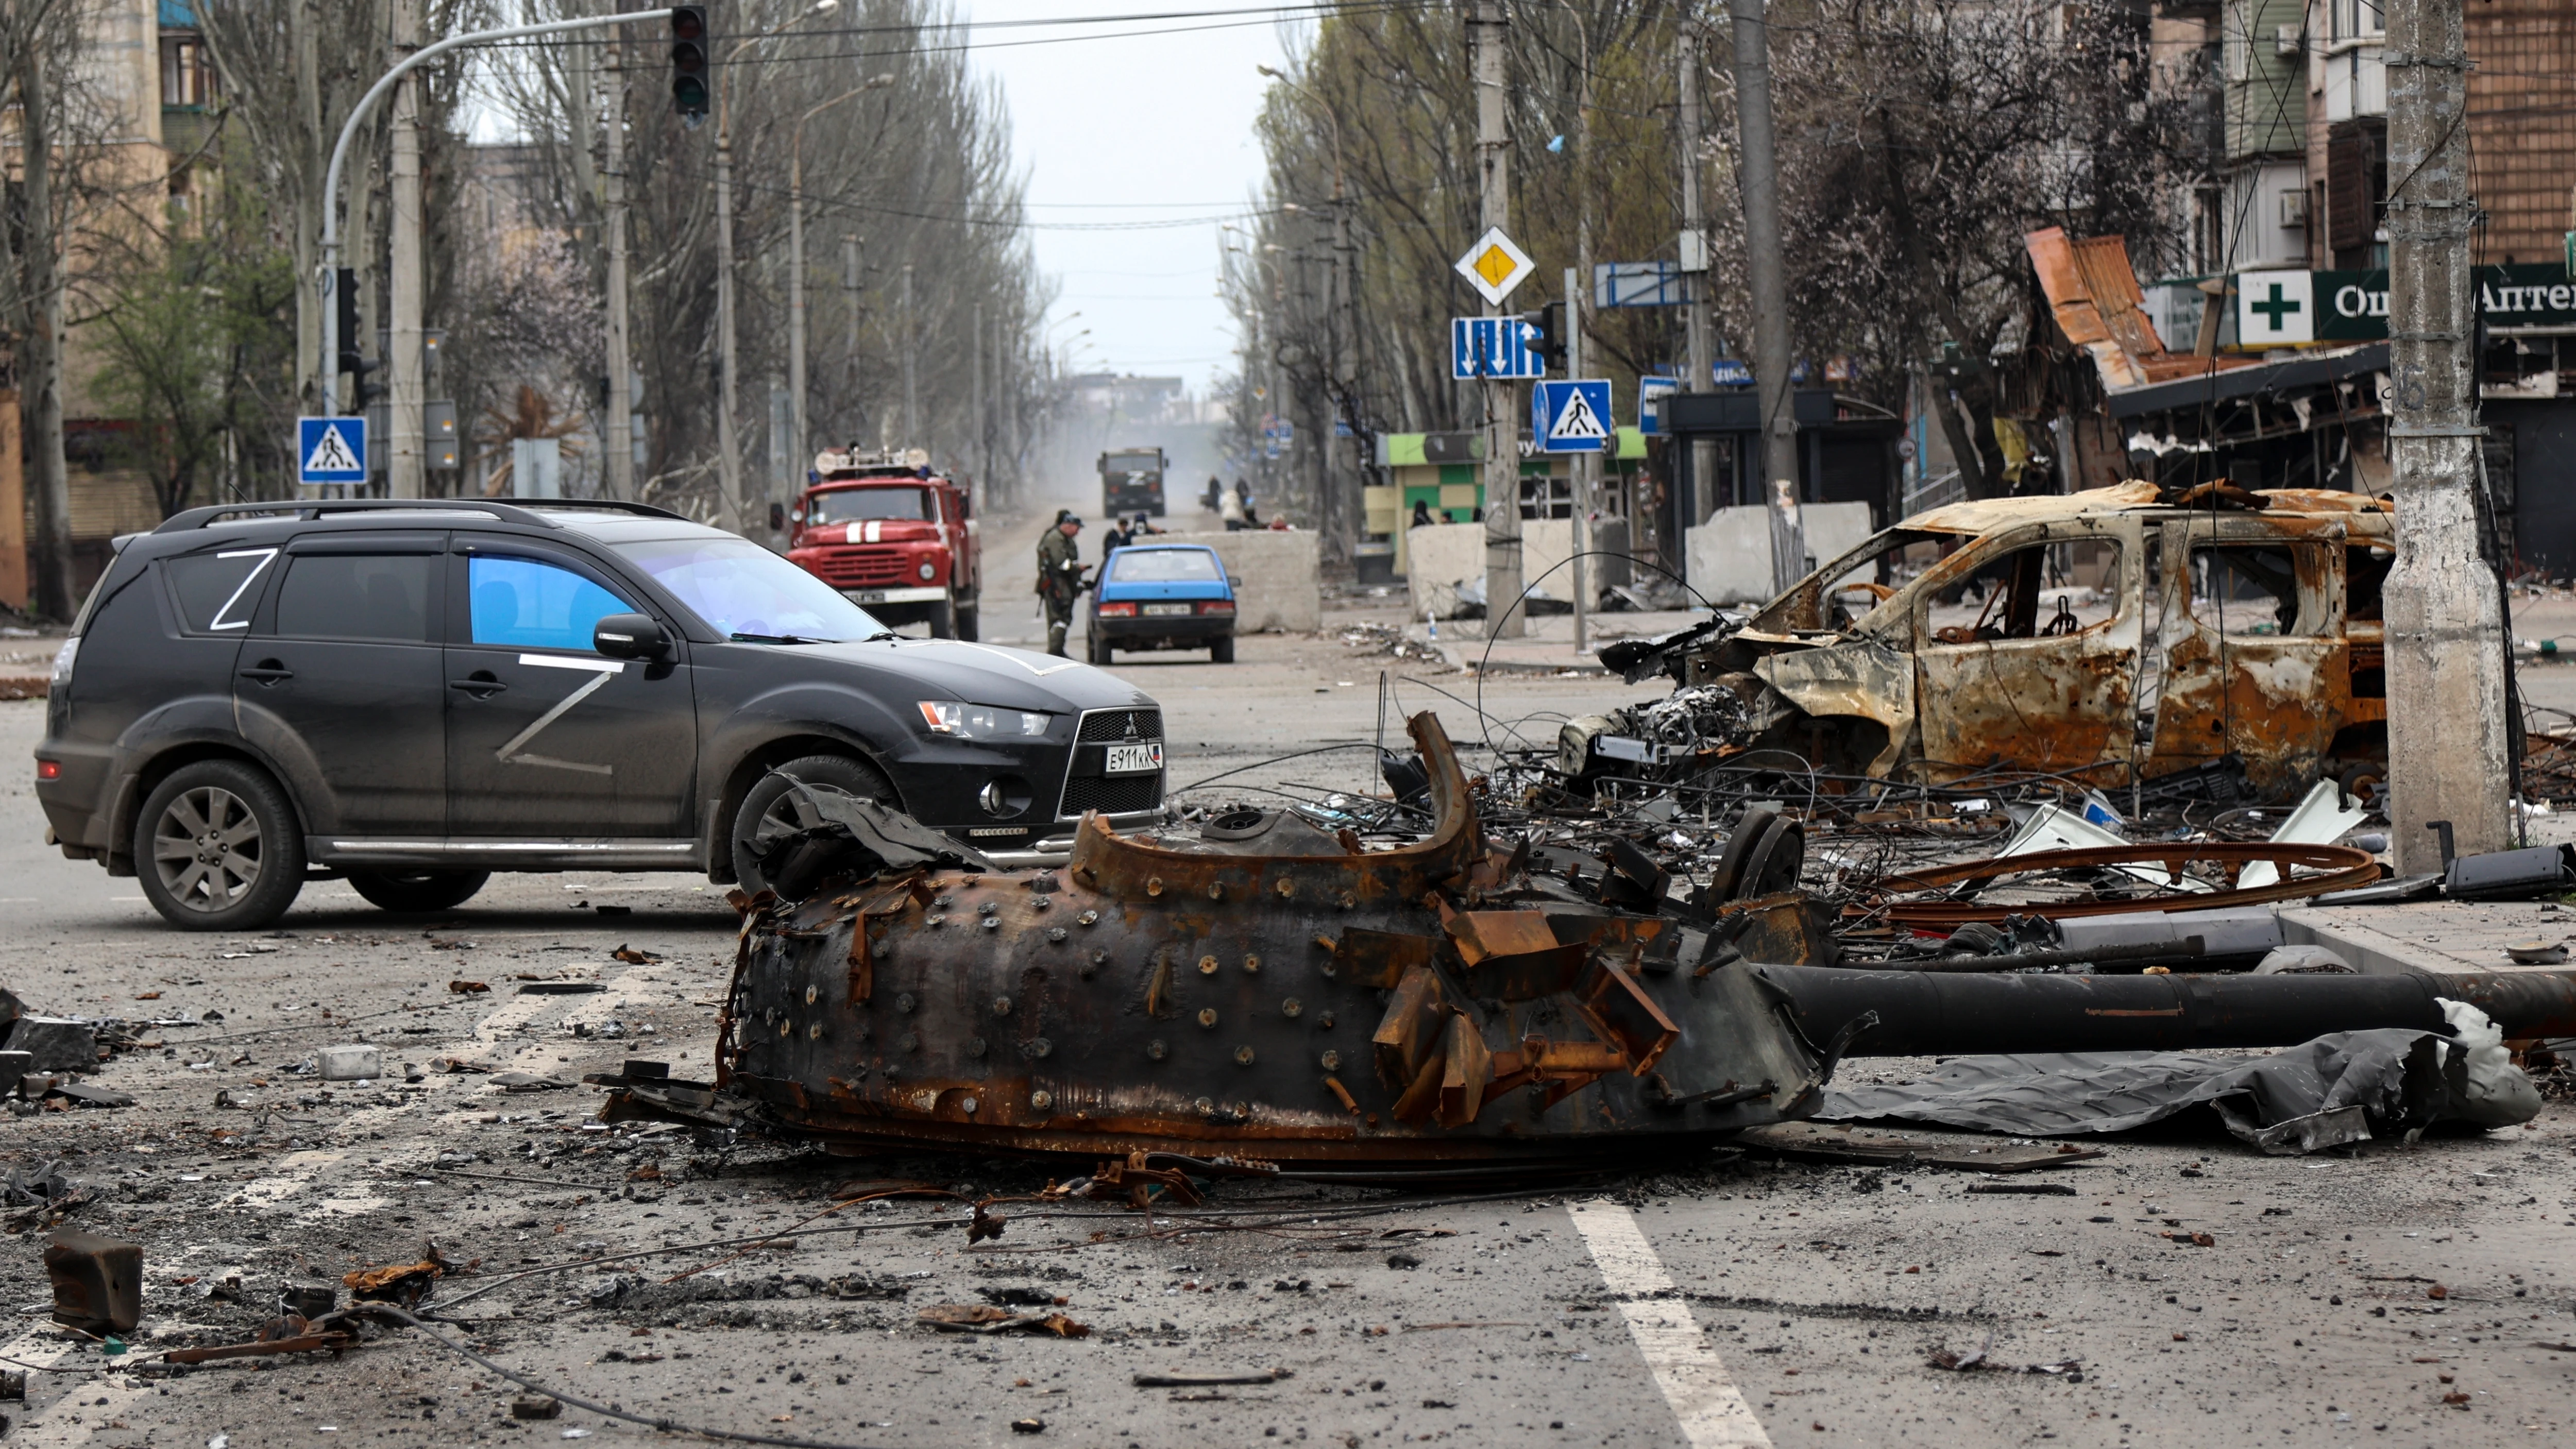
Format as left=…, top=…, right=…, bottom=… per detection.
left=298, top=416, right=369, bottom=484
left=1533, top=380, right=1613, bottom=454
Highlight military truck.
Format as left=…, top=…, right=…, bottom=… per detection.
left=1098, top=447, right=1166, bottom=518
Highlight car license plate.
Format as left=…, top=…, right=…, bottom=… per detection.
left=855, top=589, right=889, bottom=603
left=1105, top=743, right=1163, bottom=775
left=1142, top=602, right=1191, bottom=617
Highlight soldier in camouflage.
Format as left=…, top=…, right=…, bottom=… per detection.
left=1036, top=513, right=1087, bottom=657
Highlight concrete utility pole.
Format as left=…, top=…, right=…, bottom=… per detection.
left=602, top=32, right=635, bottom=502
left=842, top=234, right=861, bottom=441
left=386, top=0, right=425, bottom=499
left=900, top=263, right=919, bottom=446
left=1473, top=0, right=1523, bottom=640
left=2382, top=0, right=2510, bottom=872
left=1569, top=5, right=1596, bottom=653
left=1676, top=19, right=1715, bottom=530
left=971, top=302, right=985, bottom=487
left=1728, top=0, right=1802, bottom=592
left=714, top=119, right=743, bottom=529
left=1567, top=265, right=1590, bottom=652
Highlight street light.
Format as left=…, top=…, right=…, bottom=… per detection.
left=786, top=71, right=897, bottom=502
left=714, top=0, right=838, bottom=534
left=1255, top=61, right=1357, bottom=570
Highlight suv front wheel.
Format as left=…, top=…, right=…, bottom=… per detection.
left=730, top=754, right=897, bottom=896
left=135, top=759, right=307, bottom=931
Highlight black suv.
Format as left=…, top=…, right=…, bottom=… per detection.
left=35, top=500, right=1167, bottom=930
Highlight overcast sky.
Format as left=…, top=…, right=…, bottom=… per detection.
left=962, top=3, right=1300, bottom=395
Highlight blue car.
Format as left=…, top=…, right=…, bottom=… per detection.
left=1087, top=543, right=1237, bottom=664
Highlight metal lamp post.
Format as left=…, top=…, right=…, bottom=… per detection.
left=715, top=0, right=839, bottom=533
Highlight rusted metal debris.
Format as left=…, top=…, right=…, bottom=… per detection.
left=45, top=1230, right=140, bottom=1336
left=1869, top=841, right=2383, bottom=927
left=604, top=713, right=1833, bottom=1164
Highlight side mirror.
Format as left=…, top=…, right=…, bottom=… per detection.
left=768, top=502, right=788, bottom=533
left=594, top=612, right=670, bottom=661
left=1227, top=575, right=1243, bottom=588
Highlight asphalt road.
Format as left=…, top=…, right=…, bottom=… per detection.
left=5, top=541, right=2576, bottom=1447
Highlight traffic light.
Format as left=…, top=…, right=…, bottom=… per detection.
left=670, top=5, right=710, bottom=125
left=333, top=267, right=383, bottom=406
left=1520, top=299, right=1566, bottom=372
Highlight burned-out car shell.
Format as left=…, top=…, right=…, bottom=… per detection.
left=1597, top=482, right=2395, bottom=798
left=35, top=501, right=1164, bottom=889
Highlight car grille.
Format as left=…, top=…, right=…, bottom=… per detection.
left=1060, top=773, right=1165, bottom=818
left=1077, top=708, right=1163, bottom=743
left=807, top=545, right=912, bottom=588
left=1058, top=708, right=1167, bottom=820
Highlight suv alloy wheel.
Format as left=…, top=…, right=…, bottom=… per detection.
left=135, top=759, right=307, bottom=930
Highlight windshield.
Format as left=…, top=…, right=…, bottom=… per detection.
left=808, top=486, right=930, bottom=524
left=611, top=536, right=888, bottom=642
left=1753, top=526, right=1963, bottom=633
left=1109, top=548, right=1222, bottom=583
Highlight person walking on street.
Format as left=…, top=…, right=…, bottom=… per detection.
left=1219, top=486, right=1246, bottom=532
left=1036, top=514, right=1088, bottom=657
left=1102, top=516, right=1134, bottom=555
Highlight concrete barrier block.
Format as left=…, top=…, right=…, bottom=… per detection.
left=1406, top=519, right=1634, bottom=619
left=1685, top=502, right=1875, bottom=606
left=1199, top=531, right=1321, bottom=633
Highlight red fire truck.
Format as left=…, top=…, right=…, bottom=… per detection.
left=784, top=447, right=982, bottom=639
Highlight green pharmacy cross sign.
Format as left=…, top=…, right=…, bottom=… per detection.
left=2249, top=281, right=2302, bottom=331
left=2236, top=262, right=2576, bottom=345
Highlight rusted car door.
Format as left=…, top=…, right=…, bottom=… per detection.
left=2146, top=515, right=2352, bottom=795
left=1908, top=517, right=2142, bottom=783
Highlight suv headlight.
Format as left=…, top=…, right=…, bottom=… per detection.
left=917, top=702, right=1048, bottom=738
left=48, top=637, right=78, bottom=691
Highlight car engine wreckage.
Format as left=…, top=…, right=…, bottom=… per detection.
left=594, top=711, right=2576, bottom=1168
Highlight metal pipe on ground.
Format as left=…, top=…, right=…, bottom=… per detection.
left=1760, top=964, right=2576, bottom=1056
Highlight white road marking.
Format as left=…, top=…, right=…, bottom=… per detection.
left=1569, top=1199, right=1773, bottom=1449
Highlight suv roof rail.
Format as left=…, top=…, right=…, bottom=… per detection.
left=152, top=497, right=688, bottom=534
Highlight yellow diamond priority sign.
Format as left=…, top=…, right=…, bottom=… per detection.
left=1453, top=227, right=1534, bottom=307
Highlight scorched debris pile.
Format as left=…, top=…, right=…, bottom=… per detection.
left=605, top=714, right=1838, bottom=1163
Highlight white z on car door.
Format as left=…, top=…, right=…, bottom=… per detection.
left=441, top=541, right=697, bottom=839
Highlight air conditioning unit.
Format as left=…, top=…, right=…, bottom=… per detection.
left=2276, top=24, right=2303, bottom=58
left=2280, top=189, right=2310, bottom=227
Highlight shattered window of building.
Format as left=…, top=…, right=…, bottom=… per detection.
left=2189, top=544, right=2326, bottom=636
left=1926, top=538, right=2123, bottom=644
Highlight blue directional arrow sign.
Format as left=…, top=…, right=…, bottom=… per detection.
left=298, top=416, right=368, bottom=485
left=1534, top=380, right=1613, bottom=454
left=1450, top=316, right=1547, bottom=381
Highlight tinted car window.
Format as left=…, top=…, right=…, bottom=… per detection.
left=166, top=548, right=280, bottom=632
left=274, top=554, right=433, bottom=641
left=470, top=556, right=634, bottom=652
left=1109, top=549, right=1222, bottom=583
left=612, top=536, right=885, bottom=642
left=809, top=487, right=929, bottom=524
